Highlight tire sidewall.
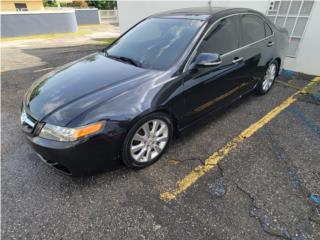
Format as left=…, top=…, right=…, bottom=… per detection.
left=122, top=112, right=173, bottom=169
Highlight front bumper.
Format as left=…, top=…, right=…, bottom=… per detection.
left=24, top=126, right=125, bottom=177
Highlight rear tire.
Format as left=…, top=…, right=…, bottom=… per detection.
left=122, top=112, right=173, bottom=169
left=255, top=61, right=278, bottom=95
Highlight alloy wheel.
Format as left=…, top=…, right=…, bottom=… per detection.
left=262, top=63, right=277, bottom=92
left=130, top=119, right=169, bottom=163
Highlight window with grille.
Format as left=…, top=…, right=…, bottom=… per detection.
left=14, top=3, right=28, bottom=11
left=266, top=0, right=314, bottom=57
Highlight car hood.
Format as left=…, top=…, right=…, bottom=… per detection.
left=24, top=52, right=161, bottom=126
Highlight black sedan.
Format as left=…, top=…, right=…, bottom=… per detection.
left=21, top=7, right=288, bottom=176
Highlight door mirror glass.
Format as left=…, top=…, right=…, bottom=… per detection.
left=195, top=53, right=222, bottom=67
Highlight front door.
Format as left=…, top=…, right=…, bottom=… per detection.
left=181, top=15, right=251, bottom=127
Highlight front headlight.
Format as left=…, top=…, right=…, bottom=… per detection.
left=39, top=121, right=105, bottom=142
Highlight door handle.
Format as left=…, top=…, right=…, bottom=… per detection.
left=267, top=41, right=274, bottom=47
left=232, top=57, right=244, bottom=64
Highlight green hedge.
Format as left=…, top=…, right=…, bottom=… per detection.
left=43, top=0, right=117, bottom=10
left=86, top=1, right=117, bottom=10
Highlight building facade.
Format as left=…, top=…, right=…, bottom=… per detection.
left=117, top=0, right=320, bottom=75
left=0, top=0, right=43, bottom=11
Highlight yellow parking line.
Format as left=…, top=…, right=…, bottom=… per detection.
left=275, top=80, right=302, bottom=90
left=160, top=76, right=320, bottom=201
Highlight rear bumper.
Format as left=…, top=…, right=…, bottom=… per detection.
left=25, top=129, right=125, bottom=177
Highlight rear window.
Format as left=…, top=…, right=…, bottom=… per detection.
left=240, top=14, right=266, bottom=45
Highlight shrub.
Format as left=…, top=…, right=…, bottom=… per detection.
left=43, top=0, right=58, bottom=7
left=86, top=0, right=117, bottom=10
left=60, top=1, right=89, bottom=9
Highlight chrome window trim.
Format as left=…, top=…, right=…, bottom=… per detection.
left=183, top=12, right=275, bottom=72
left=264, top=21, right=274, bottom=37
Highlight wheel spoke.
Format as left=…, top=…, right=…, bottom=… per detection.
left=262, top=79, right=268, bottom=90
left=151, top=120, right=159, bottom=135
left=136, top=147, right=147, bottom=161
left=152, top=144, right=162, bottom=153
left=131, top=143, right=145, bottom=152
left=156, top=135, right=168, bottom=142
left=156, top=124, right=167, bottom=137
left=133, top=133, right=146, bottom=142
left=146, top=146, right=152, bottom=161
left=142, top=123, right=151, bottom=136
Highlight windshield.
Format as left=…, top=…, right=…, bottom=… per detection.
left=106, top=18, right=203, bottom=70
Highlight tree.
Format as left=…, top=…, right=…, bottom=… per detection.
left=59, top=1, right=88, bottom=8
left=43, top=0, right=58, bottom=7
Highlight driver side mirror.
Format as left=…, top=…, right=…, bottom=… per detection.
left=194, top=53, right=222, bottom=67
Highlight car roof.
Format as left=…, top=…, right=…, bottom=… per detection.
left=150, top=7, right=261, bottom=21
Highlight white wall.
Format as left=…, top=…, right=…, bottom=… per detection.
left=118, top=0, right=320, bottom=75
left=212, top=0, right=269, bottom=12
left=1, top=10, right=77, bottom=37
left=284, top=1, right=320, bottom=75
left=117, top=0, right=208, bottom=32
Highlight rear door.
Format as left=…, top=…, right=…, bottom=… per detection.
left=239, top=14, right=276, bottom=84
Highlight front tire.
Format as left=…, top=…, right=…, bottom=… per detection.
left=256, top=61, right=278, bottom=95
left=122, top=112, right=173, bottom=169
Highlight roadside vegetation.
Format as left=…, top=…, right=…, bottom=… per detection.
left=43, top=0, right=117, bottom=9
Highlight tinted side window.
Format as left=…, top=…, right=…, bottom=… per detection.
left=241, top=15, right=265, bottom=45
left=199, top=16, right=239, bottom=55
left=265, top=23, right=273, bottom=37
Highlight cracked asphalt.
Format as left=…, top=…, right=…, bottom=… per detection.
left=1, top=40, right=320, bottom=239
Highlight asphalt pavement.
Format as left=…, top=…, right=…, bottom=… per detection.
left=1, top=43, right=320, bottom=240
